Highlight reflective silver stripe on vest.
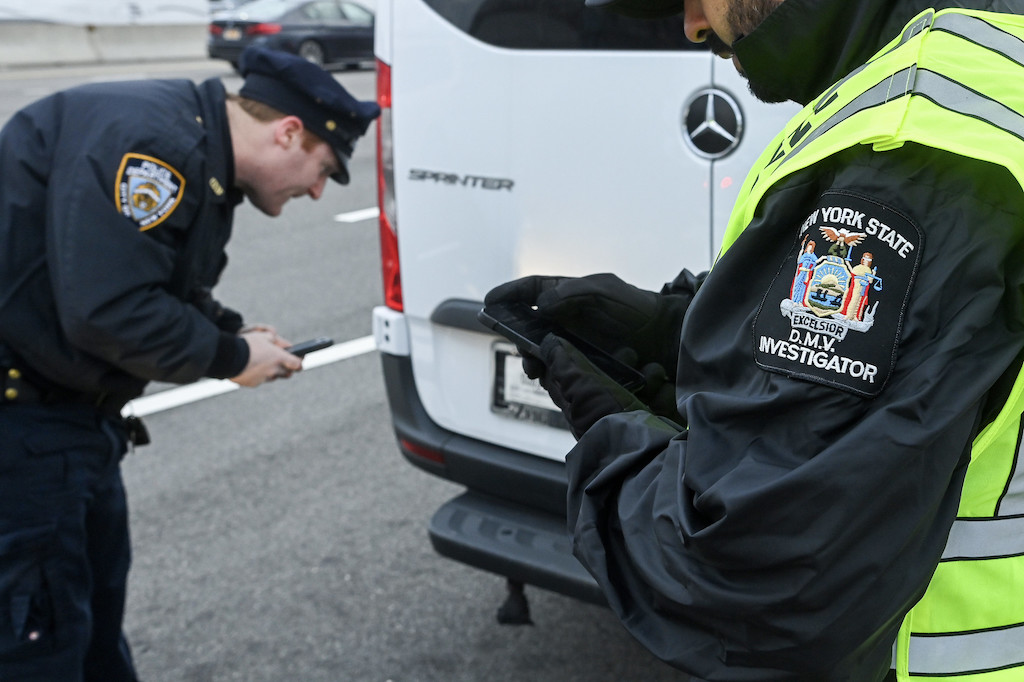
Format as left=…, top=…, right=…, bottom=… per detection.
left=914, top=69, right=1024, bottom=143
left=932, top=12, right=1024, bottom=68
left=908, top=623, right=1024, bottom=675
left=781, top=11, right=1024, bottom=174
left=908, top=12, right=1024, bottom=676
left=941, top=515, right=1024, bottom=559
left=943, top=412, right=1024, bottom=562
left=809, top=9, right=934, bottom=117
left=776, top=67, right=916, bottom=170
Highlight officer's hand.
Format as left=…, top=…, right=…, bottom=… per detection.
left=231, top=330, right=301, bottom=387
left=533, top=334, right=646, bottom=439
left=486, top=274, right=687, bottom=376
left=521, top=343, right=677, bottom=421
left=634, top=360, right=679, bottom=420
left=485, top=274, right=570, bottom=309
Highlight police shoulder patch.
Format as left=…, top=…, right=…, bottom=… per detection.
left=115, top=153, right=186, bottom=231
left=752, top=190, right=922, bottom=397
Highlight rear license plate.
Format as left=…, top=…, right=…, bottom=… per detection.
left=491, top=342, right=566, bottom=429
left=224, top=27, right=242, bottom=40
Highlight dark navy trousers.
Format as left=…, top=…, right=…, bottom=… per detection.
left=0, top=403, right=138, bottom=682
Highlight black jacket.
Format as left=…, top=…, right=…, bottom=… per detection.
left=0, top=77, right=249, bottom=403
left=567, top=1, right=1024, bottom=679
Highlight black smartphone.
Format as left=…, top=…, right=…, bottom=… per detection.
left=478, top=302, right=646, bottom=392
left=285, top=336, right=334, bottom=357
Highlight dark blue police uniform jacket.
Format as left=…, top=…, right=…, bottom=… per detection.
left=0, top=77, right=248, bottom=407
left=0, top=77, right=251, bottom=681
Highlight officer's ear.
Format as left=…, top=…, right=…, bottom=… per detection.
left=272, top=115, right=306, bottom=150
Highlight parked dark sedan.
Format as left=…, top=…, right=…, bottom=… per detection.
left=208, top=0, right=373, bottom=70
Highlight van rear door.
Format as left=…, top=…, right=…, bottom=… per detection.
left=375, top=0, right=797, bottom=461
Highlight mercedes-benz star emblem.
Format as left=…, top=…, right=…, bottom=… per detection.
left=682, top=88, right=744, bottom=160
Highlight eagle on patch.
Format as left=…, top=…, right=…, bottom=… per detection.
left=820, top=226, right=866, bottom=259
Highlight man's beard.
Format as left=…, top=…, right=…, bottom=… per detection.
left=730, top=0, right=780, bottom=38
left=712, top=0, right=789, bottom=103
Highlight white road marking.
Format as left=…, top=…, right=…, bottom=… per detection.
left=333, top=207, right=379, bottom=223
left=122, top=335, right=377, bottom=418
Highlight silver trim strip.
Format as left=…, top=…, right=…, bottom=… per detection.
left=908, top=623, right=1024, bottom=675
left=941, top=515, right=1024, bottom=560
left=782, top=11, right=1024, bottom=173
left=933, top=12, right=1024, bottom=68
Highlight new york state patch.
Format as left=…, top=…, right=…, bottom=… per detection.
left=752, top=190, right=922, bottom=397
left=115, top=153, right=186, bottom=231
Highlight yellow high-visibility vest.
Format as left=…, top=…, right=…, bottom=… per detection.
left=719, top=9, right=1024, bottom=680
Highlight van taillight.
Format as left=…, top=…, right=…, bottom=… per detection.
left=376, top=58, right=402, bottom=311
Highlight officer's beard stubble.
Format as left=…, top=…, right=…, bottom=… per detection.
left=707, top=0, right=789, bottom=104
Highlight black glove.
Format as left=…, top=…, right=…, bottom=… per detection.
left=486, top=274, right=688, bottom=416
left=531, top=333, right=646, bottom=439
left=486, top=273, right=686, bottom=373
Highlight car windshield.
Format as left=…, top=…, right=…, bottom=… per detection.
left=231, top=0, right=301, bottom=21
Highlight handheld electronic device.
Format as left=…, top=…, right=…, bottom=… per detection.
left=478, top=303, right=646, bottom=392
left=285, top=336, right=334, bottom=357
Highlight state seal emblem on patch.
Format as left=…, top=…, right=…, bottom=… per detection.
left=787, top=229, right=880, bottom=327
left=753, top=190, right=922, bottom=397
left=115, top=153, right=186, bottom=231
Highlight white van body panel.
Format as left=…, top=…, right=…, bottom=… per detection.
left=376, top=0, right=798, bottom=462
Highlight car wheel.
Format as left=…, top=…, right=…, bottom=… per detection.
left=297, top=40, right=325, bottom=67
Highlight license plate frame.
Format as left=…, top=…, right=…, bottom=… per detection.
left=490, top=342, right=566, bottom=429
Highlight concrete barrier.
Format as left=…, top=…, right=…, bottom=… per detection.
left=0, top=22, right=207, bottom=68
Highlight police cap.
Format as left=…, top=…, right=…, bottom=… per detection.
left=238, top=46, right=381, bottom=184
left=583, top=0, right=685, bottom=19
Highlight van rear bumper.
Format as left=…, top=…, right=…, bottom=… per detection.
left=430, top=492, right=603, bottom=605
left=379, top=350, right=603, bottom=604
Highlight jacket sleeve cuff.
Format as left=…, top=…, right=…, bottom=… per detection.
left=206, top=332, right=249, bottom=379
left=216, top=306, right=245, bottom=333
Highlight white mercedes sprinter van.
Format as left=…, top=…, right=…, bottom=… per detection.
left=371, top=0, right=798, bottom=614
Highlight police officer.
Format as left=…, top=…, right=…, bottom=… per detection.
left=0, top=47, right=378, bottom=681
left=486, top=0, right=1024, bottom=680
